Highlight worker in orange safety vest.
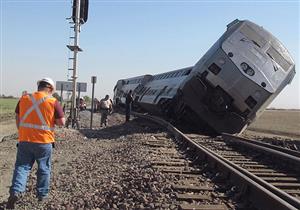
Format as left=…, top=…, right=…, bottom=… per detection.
left=7, top=78, right=65, bottom=208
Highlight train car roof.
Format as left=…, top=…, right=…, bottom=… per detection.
left=120, top=74, right=152, bottom=81
left=152, top=66, right=194, bottom=77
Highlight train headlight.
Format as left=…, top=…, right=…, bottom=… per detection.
left=240, top=62, right=249, bottom=71
left=245, top=68, right=255, bottom=76
left=241, top=62, right=255, bottom=76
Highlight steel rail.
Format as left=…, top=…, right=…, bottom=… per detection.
left=133, top=112, right=299, bottom=210
left=222, top=134, right=300, bottom=175
left=222, top=133, right=300, bottom=158
left=199, top=138, right=300, bottom=209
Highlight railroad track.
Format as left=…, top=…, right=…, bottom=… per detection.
left=143, top=133, right=236, bottom=210
left=134, top=112, right=300, bottom=210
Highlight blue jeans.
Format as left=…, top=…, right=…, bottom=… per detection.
left=10, top=142, right=52, bottom=198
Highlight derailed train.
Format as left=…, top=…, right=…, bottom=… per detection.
left=113, top=19, right=296, bottom=134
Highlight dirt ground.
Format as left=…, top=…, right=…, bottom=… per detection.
left=0, top=109, right=299, bottom=209
left=0, top=111, right=171, bottom=209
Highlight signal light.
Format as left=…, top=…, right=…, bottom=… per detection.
left=72, top=0, right=89, bottom=25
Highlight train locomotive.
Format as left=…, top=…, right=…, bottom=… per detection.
left=113, top=19, right=296, bottom=134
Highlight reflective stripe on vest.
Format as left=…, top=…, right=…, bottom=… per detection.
left=19, top=94, right=55, bottom=131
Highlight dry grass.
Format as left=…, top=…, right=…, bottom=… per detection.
left=247, top=110, right=300, bottom=138
left=0, top=98, right=18, bottom=114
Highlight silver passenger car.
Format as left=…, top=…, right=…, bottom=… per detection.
left=113, top=75, right=152, bottom=105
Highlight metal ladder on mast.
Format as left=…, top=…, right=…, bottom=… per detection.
left=65, top=1, right=83, bottom=129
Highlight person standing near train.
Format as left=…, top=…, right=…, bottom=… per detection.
left=7, top=78, right=65, bottom=208
left=99, top=95, right=113, bottom=127
left=125, top=90, right=133, bottom=122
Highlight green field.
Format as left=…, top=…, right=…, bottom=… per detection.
left=0, top=98, right=19, bottom=115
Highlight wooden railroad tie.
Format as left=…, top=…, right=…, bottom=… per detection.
left=179, top=204, right=228, bottom=210
left=176, top=193, right=211, bottom=201
left=172, top=184, right=213, bottom=192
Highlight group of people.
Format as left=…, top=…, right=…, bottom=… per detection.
left=6, top=78, right=134, bottom=208
left=98, top=90, right=133, bottom=127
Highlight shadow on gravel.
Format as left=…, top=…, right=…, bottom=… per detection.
left=0, top=201, right=7, bottom=210
left=79, top=118, right=165, bottom=140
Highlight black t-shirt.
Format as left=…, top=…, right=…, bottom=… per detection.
left=125, top=94, right=133, bottom=105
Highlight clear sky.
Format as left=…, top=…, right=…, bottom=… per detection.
left=1, top=0, right=299, bottom=108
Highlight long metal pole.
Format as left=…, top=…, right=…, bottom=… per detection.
left=78, top=83, right=81, bottom=107
left=71, top=0, right=81, bottom=121
left=60, top=84, right=63, bottom=103
left=90, top=82, right=95, bottom=129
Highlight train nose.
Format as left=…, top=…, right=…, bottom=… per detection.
left=209, top=87, right=232, bottom=114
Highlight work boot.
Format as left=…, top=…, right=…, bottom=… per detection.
left=38, top=196, right=48, bottom=203
left=6, top=194, right=19, bottom=209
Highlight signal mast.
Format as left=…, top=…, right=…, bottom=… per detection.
left=66, top=0, right=88, bottom=128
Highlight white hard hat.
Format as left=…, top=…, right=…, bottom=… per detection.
left=37, top=78, right=55, bottom=90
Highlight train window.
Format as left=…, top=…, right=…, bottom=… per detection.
left=208, top=63, right=221, bottom=75
left=184, top=69, right=191, bottom=75
left=139, top=87, right=145, bottom=94
left=240, top=25, right=266, bottom=48
left=266, top=46, right=291, bottom=71
left=167, top=88, right=173, bottom=94
left=245, top=96, right=257, bottom=109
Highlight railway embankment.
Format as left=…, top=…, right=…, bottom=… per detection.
left=0, top=110, right=299, bottom=209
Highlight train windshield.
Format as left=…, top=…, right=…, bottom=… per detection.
left=266, top=46, right=291, bottom=72
left=240, top=25, right=267, bottom=48
left=240, top=24, right=292, bottom=72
